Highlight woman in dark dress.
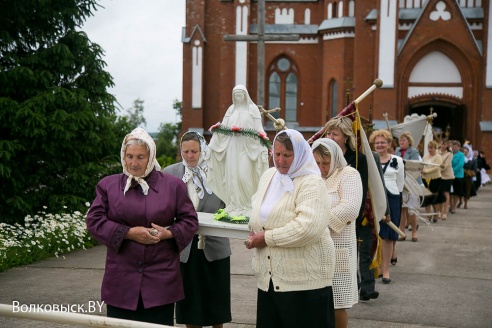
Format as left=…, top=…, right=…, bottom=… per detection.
left=163, top=131, right=232, bottom=328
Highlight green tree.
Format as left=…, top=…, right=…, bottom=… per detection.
left=125, top=98, right=147, bottom=129
left=156, top=99, right=182, bottom=166
left=0, top=0, right=126, bottom=223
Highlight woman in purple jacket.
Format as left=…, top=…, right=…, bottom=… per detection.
left=86, top=128, right=199, bottom=325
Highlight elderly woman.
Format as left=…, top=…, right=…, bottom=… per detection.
left=450, top=140, right=465, bottom=213
left=370, top=129, right=404, bottom=284
left=395, top=131, right=421, bottom=240
left=462, top=146, right=477, bottom=209
left=245, top=129, right=336, bottom=328
left=438, top=140, right=454, bottom=219
left=422, top=140, right=446, bottom=222
left=322, top=117, right=383, bottom=301
left=163, top=131, right=231, bottom=328
left=312, top=138, right=362, bottom=328
left=86, top=128, right=198, bottom=325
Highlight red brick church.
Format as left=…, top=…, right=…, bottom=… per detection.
left=180, top=0, right=492, bottom=155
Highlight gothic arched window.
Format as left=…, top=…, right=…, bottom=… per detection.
left=267, top=57, right=298, bottom=122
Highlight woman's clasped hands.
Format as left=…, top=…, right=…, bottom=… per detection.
left=245, top=231, right=267, bottom=249
left=126, top=223, right=173, bottom=244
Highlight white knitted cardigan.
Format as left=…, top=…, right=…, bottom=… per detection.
left=249, top=167, right=335, bottom=292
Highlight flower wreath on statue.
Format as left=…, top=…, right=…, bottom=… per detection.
left=209, top=122, right=271, bottom=149
left=213, top=209, right=249, bottom=224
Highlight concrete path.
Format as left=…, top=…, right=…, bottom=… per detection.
left=1, top=185, right=491, bottom=327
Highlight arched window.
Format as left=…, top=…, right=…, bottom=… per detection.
left=267, top=57, right=298, bottom=123
left=333, top=2, right=338, bottom=18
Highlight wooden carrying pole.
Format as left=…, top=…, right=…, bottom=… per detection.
left=387, top=221, right=405, bottom=239
left=354, top=79, right=383, bottom=105
left=351, top=78, right=405, bottom=238
left=258, top=106, right=286, bottom=130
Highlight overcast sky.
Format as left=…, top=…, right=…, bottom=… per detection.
left=83, top=0, right=186, bottom=132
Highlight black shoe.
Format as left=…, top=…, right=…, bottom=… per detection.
left=382, top=278, right=392, bottom=284
left=391, top=257, right=397, bottom=265
left=360, top=291, right=380, bottom=301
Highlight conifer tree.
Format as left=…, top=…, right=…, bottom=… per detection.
left=0, top=0, right=128, bottom=223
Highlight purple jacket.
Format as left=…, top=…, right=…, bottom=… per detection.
left=86, top=169, right=198, bottom=310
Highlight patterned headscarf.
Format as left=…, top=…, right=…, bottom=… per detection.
left=311, top=138, right=348, bottom=178
left=180, top=131, right=212, bottom=199
left=272, top=129, right=321, bottom=194
left=121, top=128, right=161, bottom=195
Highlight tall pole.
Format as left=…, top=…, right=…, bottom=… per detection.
left=224, top=0, right=299, bottom=107
left=257, top=0, right=265, bottom=107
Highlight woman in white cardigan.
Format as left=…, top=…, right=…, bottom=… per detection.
left=245, top=129, right=336, bottom=328
left=312, top=138, right=362, bottom=328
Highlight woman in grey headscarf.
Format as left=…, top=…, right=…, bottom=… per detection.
left=312, top=138, right=362, bottom=328
left=163, top=131, right=232, bottom=328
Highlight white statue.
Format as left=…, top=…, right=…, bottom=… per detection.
left=206, top=85, right=270, bottom=217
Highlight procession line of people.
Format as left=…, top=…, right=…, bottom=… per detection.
left=85, top=85, right=490, bottom=328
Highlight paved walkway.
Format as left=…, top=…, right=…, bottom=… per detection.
left=1, top=185, right=492, bottom=327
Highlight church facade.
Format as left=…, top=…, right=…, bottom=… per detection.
left=181, top=0, right=492, bottom=155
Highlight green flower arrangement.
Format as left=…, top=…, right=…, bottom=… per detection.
left=209, top=123, right=271, bottom=149
left=213, top=209, right=249, bottom=224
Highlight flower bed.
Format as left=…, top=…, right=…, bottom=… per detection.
left=0, top=204, right=97, bottom=272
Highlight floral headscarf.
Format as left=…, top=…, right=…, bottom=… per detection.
left=121, top=128, right=161, bottom=195
left=180, top=131, right=212, bottom=199
left=273, top=129, right=321, bottom=194
left=311, top=138, right=348, bottom=178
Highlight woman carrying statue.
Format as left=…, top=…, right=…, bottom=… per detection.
left=207, top=85, right=270, bottom=217
left=163, top=131, right=232, bottom=328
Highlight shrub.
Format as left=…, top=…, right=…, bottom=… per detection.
left=0, top=204, right=97, bottom=272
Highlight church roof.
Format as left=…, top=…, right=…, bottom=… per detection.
left=181, top=24, right=207, bottom=44
left=318, top=17, right=355, bottom=31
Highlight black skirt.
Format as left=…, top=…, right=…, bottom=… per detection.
left=452, top=177, right=465, bottom=196
left=175, top=236, right=232, bottom=326
left=422, top=178, right=446, bottom=207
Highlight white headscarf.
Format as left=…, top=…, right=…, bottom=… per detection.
left=121, top=128, right=161, bottom=195
left=311, top=138, right=348, bottom=178
left=180, top=131, right=212, bottom=199
left=272, top=129, right=321, bottom=194
left=463, top=143, right=473, bottom=161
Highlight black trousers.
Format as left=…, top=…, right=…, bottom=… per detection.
left=107, top=295, right=174, bottom=326
left=256, top=280, right=335, bottom=328
left=357, top=220, right=376, bottom=295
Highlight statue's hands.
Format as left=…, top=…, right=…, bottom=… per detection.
left=203, top=148, right=211, bottom=160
